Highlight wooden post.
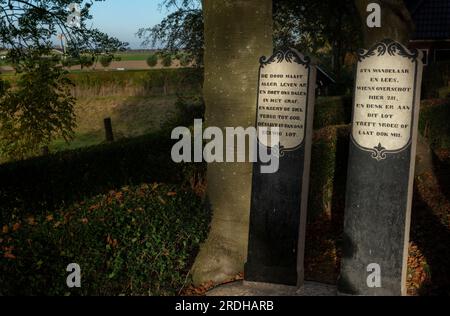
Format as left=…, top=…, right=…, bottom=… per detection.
left=104, top=117, right=114, bottom=142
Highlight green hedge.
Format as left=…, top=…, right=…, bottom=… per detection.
left=0, top=183, right=210, bottom=295
left=308, top=124, right=350, bottom=220
left=0, top=131, right=204, bottom=215
left=419, top=99, right=450, bottom=150
left=304, top=124, right=350, bottom=283
left=146, top=54, right=158, bottom=67
left=422, top=62, right=450, bottom=99
left=313, top=96, right=352, bottom=130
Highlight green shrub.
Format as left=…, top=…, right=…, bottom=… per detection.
left=178, top=54, right=191, bottom=67
left=304, top=124, right=350, bottom=283
left=61, top=57, right=78, bottom=67
left=146, top=54, right=158, bottom=67
left=100, top=55, right=113, bottom=68
left=161, top=95, right=205, bottom=131
left=419, top=99, right=450, bottom=150
left=0, top=131, right=205, bottom=215
left=79, top=55, right=94, bottom=69
left=313, top=96, right=352, bottom=130
left=308, top=125, right=350, bottom=220
left=162, top=54, right=172, bottom=67
left=0, top=183, right=211, bottom=295
left=422, top=62, right=448, bottom=99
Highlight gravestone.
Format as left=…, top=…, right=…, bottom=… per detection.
left=245, top=48, right=317, bottom=286
left=338, top=39, right=423, bottom=296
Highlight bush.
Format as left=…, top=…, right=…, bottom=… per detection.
left=79, top=55, right=94, bottom=69
left=146, top=54, right=158, bottom=67
left=422, top=62, right=448, bottom=99
left=419, top=99, right=450, bottom=150
left=0, top=183, right=211, bottom=295
left=0, top=131, right=205, bottom=215
left=313, top=96, right=352, bottom=130
left=178, top=54, right=191, bottom=67
left=61, top=57, right=78, bottom=67
left=308, top=125, right=350, bottom=220
left=162, top=95, right=205, bottom=131
left=304, top=124, right=350, bottom=283
left=100, top=55, right=113, bottom=68
left=162, top=54, right=172, bottom=67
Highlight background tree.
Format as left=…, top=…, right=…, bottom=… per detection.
left=137, top=0, right=203, bottom=66
left=0, top=0, right=127, bottom=160
left=0, top=1, right=126, bottom=62
left=161, top=53, right=172, bottom=67
left=191, top=0, right=273, bottom=286
left=0, top=54, right=76, bottom=159
left=354, top=0, right=413, bottom=46
left=79, top=54, right=94, bottom=69
left=99, top=54, right=113, bottom=68
left=273, top=0, right=362, bottom=83
left=140, top=0, right=362, bottom=83
left=146, top=54, right=158, bottom=67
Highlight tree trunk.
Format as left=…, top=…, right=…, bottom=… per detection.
left=354, top=0, right=414, bottom=46
left=192, top=0, right=273, bottom=285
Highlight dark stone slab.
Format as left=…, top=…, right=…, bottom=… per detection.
left=245, top=49, right=317, bottom=286
left=338, top=39, right=424, bottom=296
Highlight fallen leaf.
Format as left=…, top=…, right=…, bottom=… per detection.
left=4, top=253, right=16, bottom=259
left=12, top=222, right=21, bottom=232
left=26, top=216, right=37, bottom=225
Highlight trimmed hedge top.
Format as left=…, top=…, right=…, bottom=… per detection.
left=0, top=131, right=202, bottom=216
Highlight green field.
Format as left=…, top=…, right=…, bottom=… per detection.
left=1, top=68, right=203, bottom=154
left=49, top=95, right=179, bottom=152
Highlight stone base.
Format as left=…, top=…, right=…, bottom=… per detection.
left=206, top=280, right=337, bottom=296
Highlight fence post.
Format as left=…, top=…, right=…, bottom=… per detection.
left=104, top=117, right=114, bottom=142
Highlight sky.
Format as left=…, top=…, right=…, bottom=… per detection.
left=87, top=0, right=173, bottom=49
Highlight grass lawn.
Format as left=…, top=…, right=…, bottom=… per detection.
left=50, top=95, right=179, bottom=151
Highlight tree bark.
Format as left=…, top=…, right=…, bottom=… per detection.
left=354, top=0, right=414, bottom=46
left=192, top=0, right=273, bottom=285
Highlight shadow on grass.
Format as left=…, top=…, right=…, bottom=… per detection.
left=0, top=130, right=204, bottom=216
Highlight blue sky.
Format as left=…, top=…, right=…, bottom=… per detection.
left=88, top=0, right=172, bottom=49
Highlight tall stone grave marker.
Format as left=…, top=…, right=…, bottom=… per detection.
left=245, top=49, right=317, bottom=286
left=338, top=39, right=423, bottom=295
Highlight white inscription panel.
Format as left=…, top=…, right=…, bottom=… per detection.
left=352, top=40, right=421, bottom=160
left=257, top=50, right=310, bottom=150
